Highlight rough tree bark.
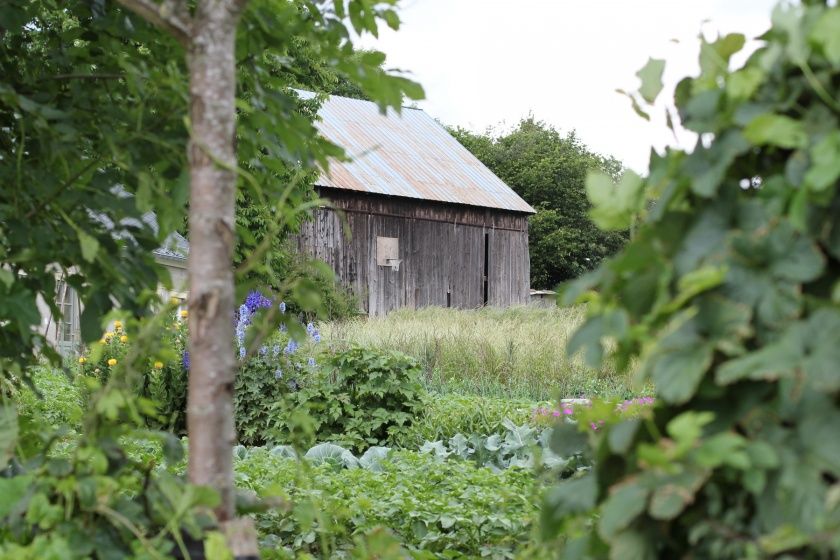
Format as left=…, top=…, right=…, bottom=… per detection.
left=115, top=0, right=248, bottom=528
left=185, top=0, right=249, bottom=524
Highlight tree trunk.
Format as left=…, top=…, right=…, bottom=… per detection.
left=185, top=0, right=244, bottom=523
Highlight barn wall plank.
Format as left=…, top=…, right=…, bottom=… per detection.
left=293, top=192, right=531, bottom=315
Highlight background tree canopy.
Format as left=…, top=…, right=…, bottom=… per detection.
left=450, top=118, right=628, bottom=289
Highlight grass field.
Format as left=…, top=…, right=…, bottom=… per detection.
left=321, top=305, right=640, bottom=401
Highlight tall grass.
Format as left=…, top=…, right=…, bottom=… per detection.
left=321, top=305, right=641, bottom=401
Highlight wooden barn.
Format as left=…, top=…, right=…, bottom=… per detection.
left=295, top=93, right=535, bottom=316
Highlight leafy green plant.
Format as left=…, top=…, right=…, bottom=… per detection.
left=545, top=3, right=840, bottom=558
left=236, top=448, right=544, bottom=559
left=0, top=378, right=218, bottom=559
left=418, top=420, right=588, bottom=475
left=393, top=392, right=546, bottom=448
left=270, top=346, right=425, bottom=452
left=143, top=314, right=189, bottom=434
left=10, top=366, right=84, bottom=431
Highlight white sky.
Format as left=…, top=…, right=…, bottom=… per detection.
left=358, top=0, right=780, bottom=173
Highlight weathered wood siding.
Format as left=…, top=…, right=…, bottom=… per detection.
left=295, top=189, right=530, bottom=316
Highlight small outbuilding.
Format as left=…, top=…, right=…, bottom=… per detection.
left=295, top=93, right=535, bottom=316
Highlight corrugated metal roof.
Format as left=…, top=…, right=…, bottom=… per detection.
left=304, top=92, right=535, bottom=214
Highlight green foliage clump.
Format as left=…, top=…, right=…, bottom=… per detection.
left=236, top=448, right=543, bottom=559
left=0, top=380, right=216, bottom=559
left=451, top=119, right=627, bottom=289
left=546, top=4, right=840, bottom=558
left=270, top=346, right=425, bottom=452
left=10, top=366, right=84, bottom=431
left=234, top=334, right=322, bottom=447
left=394, top=392, right=544, bottom=447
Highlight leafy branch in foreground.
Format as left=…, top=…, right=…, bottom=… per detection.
left=547, top=3, right=840, bottom=559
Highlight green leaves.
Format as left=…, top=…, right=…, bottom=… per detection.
left=804, top=132, right=840, bottom=192
left=598, top=482, right=649, bottom=540
left=77, top=230, right=100, bottom=262
left=744, top=114, right=808, bottom=149
left=586, top=170, right=645, bottom=231
left=0, top=405, right=19, bottom=469
left=550, top=2, right=840, bottom=557
left=636, top=58, right=665, bottom=104
left=810, top=7, right=840, bottom=65
left=543, top=474, right=597, bottom=518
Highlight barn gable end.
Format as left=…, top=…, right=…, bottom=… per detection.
left=295, top=92, right=534, bottom=316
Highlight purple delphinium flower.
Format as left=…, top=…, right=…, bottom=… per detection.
left=181, top=351, right=190, bottom=371
left=306, top=322, right=315, bottom=335
left=274, top=368, right=283, bottom=380
left=279, top=301, right=286, bottom=313
left=239, top=346, right=246, bottom=360
left=259, top=345, right=267, bottom=356
left=284, top=339, right=299, bottom=355
left=307, top=357, right=316, bottom=367
left=244, top=290, right=272, bottom=314
left=272, top=345, right=280, bottom=358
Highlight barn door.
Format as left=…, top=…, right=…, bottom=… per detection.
left=483, top=231, right=490, bottom=306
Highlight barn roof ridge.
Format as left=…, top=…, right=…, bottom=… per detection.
left=299, top=90, right=536, bottom=214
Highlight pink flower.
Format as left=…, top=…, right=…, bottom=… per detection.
left=563, top=408, right=574, bottom=415
left=552, top=410, right=561, bottom=417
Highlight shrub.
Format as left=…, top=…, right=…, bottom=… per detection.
left=270, top=346, right=425, bottom=452
left=78, top=311, right=191, bottom=434
left=234, top=296, right=324, bottom=446
left=1, top=375, right=216, bottom=559
left=545, top=4, right=840, bottom=558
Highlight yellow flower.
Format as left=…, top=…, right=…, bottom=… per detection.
left=153, top=361, right=164, bottom=369
left=114, top=320, right=122, bottom=329
left=170, top=297, right=179, bottom=305
left=104, top=331, right=114, bottom=340
left=78, top=357, right=87, bottom=364
left=179, top=309, right=188, bottom=318
left=120, top=335, right=129, bottom=343
left=107, top=358, right=117, bottom=367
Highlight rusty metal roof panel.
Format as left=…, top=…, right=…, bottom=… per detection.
left=305, top=93, right=535, bottom=214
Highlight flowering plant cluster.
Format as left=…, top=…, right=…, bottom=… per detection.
left=532, top=396, right=655, bottom=430
left=233, top=291, right=325, bottom=446
left=77, top=320, right=132, bottom=384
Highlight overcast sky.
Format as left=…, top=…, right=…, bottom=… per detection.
left=358, top=0, right=780, bottom=173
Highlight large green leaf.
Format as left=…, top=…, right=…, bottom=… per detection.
left=716, top=325, right=803, bottom=384
left=636, top=58, right=665, bottom=104
left=743, top=114, right=808, bottom=149
left=0, top=405, right=18, bottom=468
left=647, top=323, right=714, bottom=405
left=587, top=170, right=645, bottom=231
left=598, top=481, right=649, bottom=540
left=810, top=7, right=840, bottom=65
left=804, top=132, right=840, bottom=192
left=0, top=475, right=31, bottom=517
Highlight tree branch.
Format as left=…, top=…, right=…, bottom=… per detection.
left=115, top=0, right=192, bottom=46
